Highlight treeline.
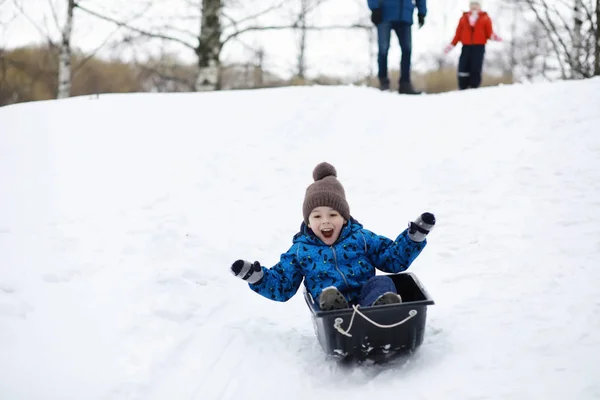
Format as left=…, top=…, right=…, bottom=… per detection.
left=0, top=45, right=513, bottom=106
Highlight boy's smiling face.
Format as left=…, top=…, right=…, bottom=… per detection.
left=307, top=206, right=346, bottom=245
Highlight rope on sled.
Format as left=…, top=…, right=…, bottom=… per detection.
left=333, top=306, right=418, bottom=338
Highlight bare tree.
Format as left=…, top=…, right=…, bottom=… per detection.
left=9, top=0, right=137, bottom=98
left=596, top=0, right=600, bottom=75
left=57, top=0, right=75, bottom=98
left=293, top=0, right=336, bottom=80
left=573, top=0, right=585, bottom=78
left=514, top=0, right=599, bottom=78
left=297, top=0, right=308, bottom=79
left=195, top=0, right=221, bottom=90
left=77, top=0, right=282, bottom=90
left=77, top=0, right=369, bottom=91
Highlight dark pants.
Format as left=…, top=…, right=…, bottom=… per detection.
left=358, top=276, right=397, bottom=307
left=377, top=21, right=413, bottom=84
left=458, top=44, right=486, bottom=90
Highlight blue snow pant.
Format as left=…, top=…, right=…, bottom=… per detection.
left=458, top=44, right=486, bottom=90
left=358, top=276, right=398, bottom=307
left=377, top=21, right=413, bottom=84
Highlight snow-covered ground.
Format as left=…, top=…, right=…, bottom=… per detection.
left=1, top=79, right=600, bottom=400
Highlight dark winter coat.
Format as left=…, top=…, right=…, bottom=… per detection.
left=367, top=0, right=427, bottom=25
left=249, top=219, right=426, bottom=304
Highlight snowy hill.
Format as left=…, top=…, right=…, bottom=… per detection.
left=1, top=80, right=600, bottom=400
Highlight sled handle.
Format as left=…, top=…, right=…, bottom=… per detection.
left=333, top=307, right=418, bottom=338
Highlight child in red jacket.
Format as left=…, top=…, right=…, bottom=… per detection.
left=444, top=1, right=502, bottom=90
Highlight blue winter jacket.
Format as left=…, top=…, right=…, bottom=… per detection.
left=249, top=219, right=426, bottom=304
left=367, top=0, right=427, bottom=24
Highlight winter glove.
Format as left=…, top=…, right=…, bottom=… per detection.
left=231, top=260, right=264, bottom=284
left=371, top=8, right=382, bottom=25
left=418, top=14, right=425, bottom=28
left=408, top=212, right=436, bottom=242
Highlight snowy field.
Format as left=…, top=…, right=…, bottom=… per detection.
left=1, top=79, right=600, bottom=399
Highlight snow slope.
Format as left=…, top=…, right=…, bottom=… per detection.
left=1, top=80, right=600, bottom=400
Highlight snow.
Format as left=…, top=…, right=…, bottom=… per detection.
left=1, top=79, right=600, bottom=399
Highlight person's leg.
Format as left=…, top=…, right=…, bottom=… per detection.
left=394, top=22, right=421, bottom=94
left=377, top=22, right=393, bottom=90
left=457, top=45, right=471, bottom=90
left=359, top=276, right=401, bottom=307
left=394, top=22, right=412, bottom=83
left=469, top=45, right=486, bottom=88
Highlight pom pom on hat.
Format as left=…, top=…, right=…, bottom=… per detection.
left=313, top=162, right=337, bottom=181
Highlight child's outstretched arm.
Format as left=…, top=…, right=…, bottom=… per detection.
left=364, top=213, right=435, bottom=273
left=445, top=18, right=464, bottom=54
left=486, top=17, right=502, bottom=41
left=451, top=17, right=463, bottom=47
left=230, top=244, right=303, bottom=302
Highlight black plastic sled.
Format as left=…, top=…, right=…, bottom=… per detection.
left=304, top=272, right=434, bottom=363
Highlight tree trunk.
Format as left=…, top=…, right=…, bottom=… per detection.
left=297, top=0, right=308, bottom=80
left=594, top=0, right=600, bottom=76
left=57, top=0, right=75, bottom=99
left=508, top=3, right=518, bottom=82
left=572, top=0, right=584, bottom=78
left=195, top=0, right=221, bottom=91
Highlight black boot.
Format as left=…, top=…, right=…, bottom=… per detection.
left=379, top=78, right=390, bottom=91
left=398, top=81, right=422, bottom=95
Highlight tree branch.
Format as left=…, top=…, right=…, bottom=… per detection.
left=11, top=0, right=56, bottom=45
left=72, top=25, right=122, bottom=74
left=523, top=0, right=568, bottom=78
left=222, top=23, right=370, bottom=45
left=541, top=2, right=574, bottom=73
left=75, top=3, right=196, bottom=50
left=47, top=0, right=61, bottom=32
left=222, top=0, right=291, bottom=28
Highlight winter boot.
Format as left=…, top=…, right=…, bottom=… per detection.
left=371, top=292, right=402, bottom=306
left=379, top=78, right=390, bottom=91
left=319, top=286, right=349, bottom=311
left=398, top=81, right=422, bottom=95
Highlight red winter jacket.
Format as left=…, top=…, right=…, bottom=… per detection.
left=451, top=11, right=495, bottom=46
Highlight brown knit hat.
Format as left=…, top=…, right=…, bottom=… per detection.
left=302, top=162, right=350, bottom=224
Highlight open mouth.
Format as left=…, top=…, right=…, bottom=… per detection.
left=321, top=228, right=334, bottom=239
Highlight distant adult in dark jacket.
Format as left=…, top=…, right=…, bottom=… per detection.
left=367, top=0, right=427, bottom=95
left=444, top=1, right=502, bottom=90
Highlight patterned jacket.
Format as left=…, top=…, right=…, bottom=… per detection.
left=249, top=219, right=426, bottom=303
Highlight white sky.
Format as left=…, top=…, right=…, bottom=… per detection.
left=1, top=0, right=516, bottom=79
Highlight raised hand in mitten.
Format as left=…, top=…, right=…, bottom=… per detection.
left=231, top=260, right=264, bottom=284
left=408, top=212, right=436, bottom=242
